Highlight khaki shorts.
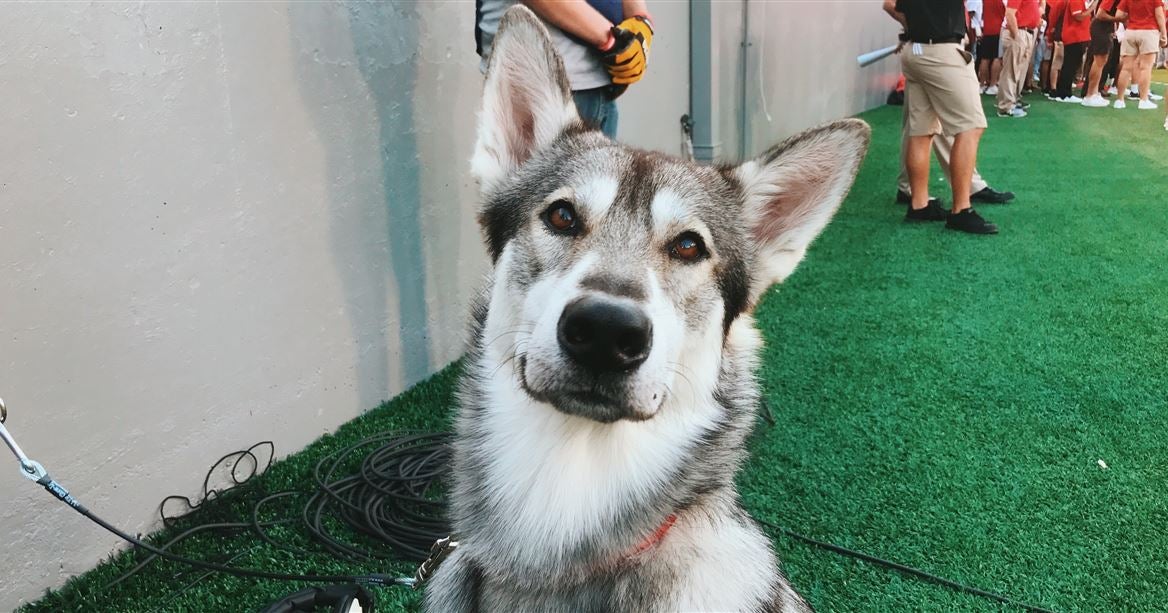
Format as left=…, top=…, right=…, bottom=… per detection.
left=901, top=43, right=988, bottom=137
left=1122, top=30, right=1160, bottom=56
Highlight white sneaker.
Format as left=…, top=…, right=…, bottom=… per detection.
left=980, top=85, right=988, bottom=95
left=997, top=107, right=1028, bottom=118
left=1150, top=92, right=1165, bottom=101
left=1061, top=95, right=1083, bottom=103
left=986, top=85, right=999, bottom=95
left=1081, top=95, right=1109, bottom=107
left=1106, top=86, right=1119, bottom=96
left=1163, top=115, right=1168, bottom=131
left=1138, top=99, right=1159, bottom=110
left=1114, top=99, right=1127, bottom=109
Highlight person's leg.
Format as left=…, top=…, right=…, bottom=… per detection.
left=1020, top=32, right=1038, bottom=98
left=997, top=30, right=1023, bottom=112
left=600, top=99, right=618, bottom=138
left=949, top=128, right=984, bottom=213
left=1081, top=52, right=1093, bottom=95
left=1086, top=53, right=1108, bottom=98
left=1050, top=42, right=1063, bottom=94
left=907, top=135, right=933, bottom=209
left=1115, top=55, right=1135, bottom=104
left=1104, top=40, right=1122, bottom=90
left=1136, top=52, right=1155, bottom=102
left=1057, top=42, right=1086, bottom=99
left=571, top=88, right=618, bottom=138
left=931, top=134, right=989, bottom=194
left=991, top=57, right=1003, bottom=87
left=900, top=52, right=938, bottom=210
left=898, top=103, right=911, bottom=194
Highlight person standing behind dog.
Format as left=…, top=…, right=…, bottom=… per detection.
left=884, top=0, right=1000, bottom=234
left=1052, top=0, right=1094, bottom=101
left=1111, top=0, right=1167, bottom=109
left=978, top=0, right=1008, bottom=93
left=997, top=0, right=1044, bottom=117
left=1082, top=0, right=1124, bottom=105
left=475, top=0, right=654, bottom=138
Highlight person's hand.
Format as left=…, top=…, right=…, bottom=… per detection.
left=1160, top=31, right=1167, bottom=48
left=601, top=16, right=653, bottom=85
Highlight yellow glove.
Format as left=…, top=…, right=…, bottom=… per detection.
left=601, top=15, right=654, bottom=86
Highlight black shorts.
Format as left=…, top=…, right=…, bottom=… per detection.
left=1089, top=21, right=1115, bottom=56
left=977, top=35, right=1001, bottom=61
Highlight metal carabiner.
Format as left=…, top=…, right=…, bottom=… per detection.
left=0, top=398, right=48, bottom=481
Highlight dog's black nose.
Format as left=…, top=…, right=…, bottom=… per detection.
left=558, top=296, right=652, bottom=374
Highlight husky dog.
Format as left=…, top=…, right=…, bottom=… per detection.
left=425, top=6, right=869, bottom=612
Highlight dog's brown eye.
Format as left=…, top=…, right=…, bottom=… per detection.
left=544, top=201, right=579, bottom=235
left=670, top=232, right=707, bottom=262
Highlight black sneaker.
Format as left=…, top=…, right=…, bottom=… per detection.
left=896, top=189, right=942, bottom=207
left=905, top=201, right=948, bottom=222
left=1017, top=101, right=1031, bottom=110
left=970, top=186, right=1016, bottom=203
left=945, top=208, right=998, bottom=234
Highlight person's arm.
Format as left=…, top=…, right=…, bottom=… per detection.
left=1114, top=0, right=1129, bottom=22
left=1072, top=0, right=1091, bottom=20
left=1095, top=0, right=1118, bottom=21
left=1157, top=3, right=1166, bottom=47
left=883, top=0, right=908, bottom=29
left=522, top=0, right=614, bottom=49
left=1006, top=6, right=1020, bottom=36
left=623, top=0, right=651, bottom=22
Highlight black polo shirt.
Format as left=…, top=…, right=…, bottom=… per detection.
left=895, top=0, right=967, bottom=42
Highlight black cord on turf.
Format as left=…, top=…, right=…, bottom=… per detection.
left=143, top=547, right=257, bottom=613
left=754, top=518, right=1057, bottom=613
left=33, top=471, right=407, bottom=587
left=53, top=432, right=1056, bottom=613
left=96, top=432, right=453, bottom=591
left=159, top=441, right=275, bottom=527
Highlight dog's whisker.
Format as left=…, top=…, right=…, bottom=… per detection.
left=481, top=325, right=536, bottom=350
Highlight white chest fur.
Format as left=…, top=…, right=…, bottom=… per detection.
left=471, top=355, right=722, bottom=569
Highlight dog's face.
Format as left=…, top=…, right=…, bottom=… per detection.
left=473, top=7, right=868, bottom=424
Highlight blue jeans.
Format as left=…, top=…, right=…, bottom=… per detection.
left=572, top=88, right=618, bottom=138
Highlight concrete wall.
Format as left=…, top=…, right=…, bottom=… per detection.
left=700, top=0, right=901, bottom=161
left=0, top=1, right=893, bottom=609
left=0, top=2, right=691, bottom=609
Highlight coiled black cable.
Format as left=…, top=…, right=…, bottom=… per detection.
left=82, top=431, right=1056, bottom=613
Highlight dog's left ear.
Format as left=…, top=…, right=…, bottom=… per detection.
left=731, top=119, right=870, bottom=303
left=471, top=5, right=580, bottom=196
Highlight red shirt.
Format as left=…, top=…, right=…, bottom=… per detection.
left=1047, top=0, right=1068, bottom=40
left=984, top=0, right=1007, bottom=35
left=1061, top=0, right=1093, bottom=43
left=1007, top=0, right=1043, bottom=28
left=1118, top=0, right=1163, bottom=30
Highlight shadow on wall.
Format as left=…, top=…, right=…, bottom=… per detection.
left=287, top=2, right=432, bottom=411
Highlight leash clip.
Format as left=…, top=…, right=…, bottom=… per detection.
left=412, top=536, right=459, bottom=590
left=0, top=397, right=49, bottom=482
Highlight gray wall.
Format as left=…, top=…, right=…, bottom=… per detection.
left=697, top=0, right=901, bottom=160
left=0, top=2, right=895, bottom=609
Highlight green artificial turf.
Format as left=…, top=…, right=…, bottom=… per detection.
left=21, top=86, right=1168, bottom=613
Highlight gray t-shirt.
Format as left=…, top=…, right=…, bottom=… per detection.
left=477, top=0, right=612, bottom=91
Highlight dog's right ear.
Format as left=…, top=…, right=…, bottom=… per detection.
left=471, top=6, right=580, bottom=195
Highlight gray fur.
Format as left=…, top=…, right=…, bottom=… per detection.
left=425, top=5, right=868, bottom=612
